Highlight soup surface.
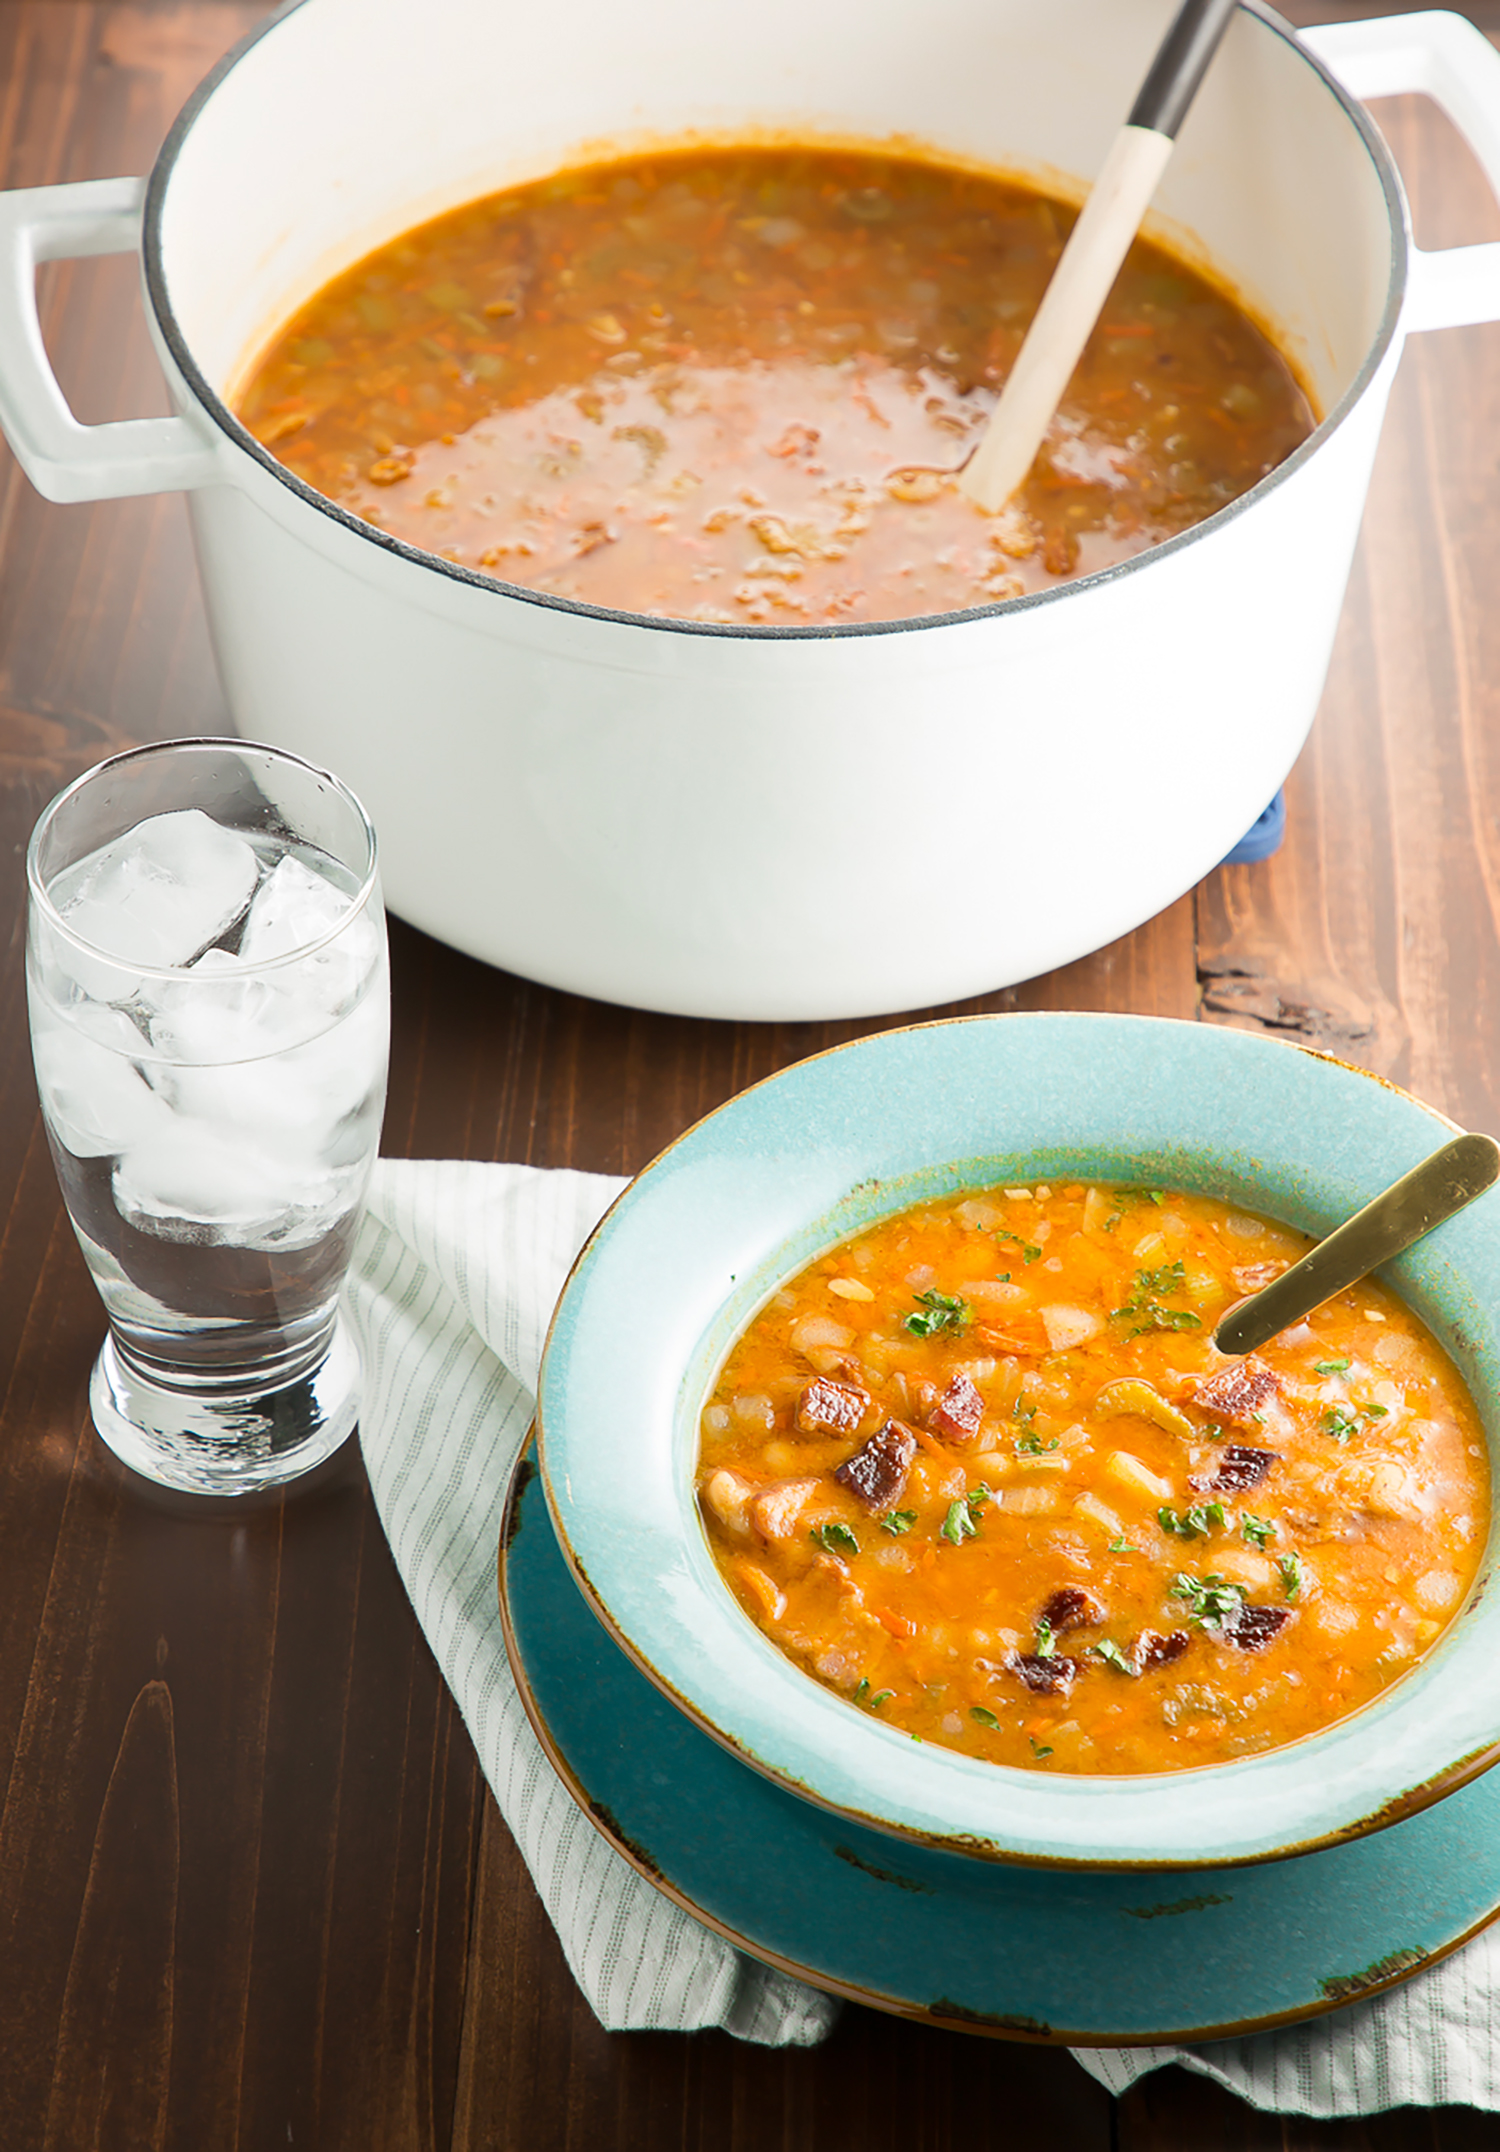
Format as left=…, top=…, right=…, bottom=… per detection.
left=696, top=1182, right=1489, bottom=1774
left=237, top=145, right=1315, bottom=625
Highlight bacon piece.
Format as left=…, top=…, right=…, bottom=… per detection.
left=1225, top=1604, right=1293, bottom=1651
left=1189, top=1357, right=1280, bottom=1428
left=795, top=1377, right=871, bottom=1437
left=1039, top=1587, right=1103, bottom=1633
left=1013, top=1653, right=1078, bottom=1698
left=930, top=1373, right=984, bottom=1443
left=1191, top=1443, right=1278, bottom=1494
left=1134, top=1628, right=1190, bottom=1672
left=834, top=1419, right=917, bottom=1512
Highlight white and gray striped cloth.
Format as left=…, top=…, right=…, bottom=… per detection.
left=348, top=1157, right=1500, bottom=2108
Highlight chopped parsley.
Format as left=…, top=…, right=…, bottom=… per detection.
left=1015, top=1430, right=1060, bottom=1456
left=1111, top=1260, right=1203, bottom=1338
left=1313, top=1358, right=1351, bottom=1376
left=1363, top=1402, right=1389, bottom=1417
left=880, top=1509, right=917, bottom=1536
left=904, top=1288, right=972, bottom=1338
left=1094, top=1639, right=1137, bottom=1676
left=1029, top=1737, right=1055, bottom=1760
left=1158, top=1500, right=1226, bottom=1541
left=1112, top=1187, right=1167, bottom=1208
left=1277, top=1552, right=1306, bottom=1602
left=970, top=1705, right=1002, bottom=1731
left=811, top=1521, right=859, bottom=1556
left=1241, top=1514, right=1277, bottom=1549
left=1169, top=1572, right=1250, bottom=1628
left=854, top=1678, right=894, bottom=1710
left=995, top=1228, right=1042, bottom=1264
left=939, top=1484, right=993, bottom=1546
left=1323, top=1405, right=1360, bottom=1443
left=1034, top=1617, right=1056, bottom=1658
left=1108, top=1534, right=1141, bottom=1554
left=997, top=1271, right=1012, bottom=1284
left=1013, top=1394, right=1037, bottom=1425
left=941, top=1497, right=977, bottom=1546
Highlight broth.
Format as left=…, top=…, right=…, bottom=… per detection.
left=695, top=1181, right=1489, bottom=1774
left=237, top=144, right=1316, bottom=625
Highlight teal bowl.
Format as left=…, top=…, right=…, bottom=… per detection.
left=534, top=1013, right=1500, bottom=1869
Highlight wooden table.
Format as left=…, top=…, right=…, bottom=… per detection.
left=3, top=3, right=1500, bottom=2144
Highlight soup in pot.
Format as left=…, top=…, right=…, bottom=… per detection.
left=695, top=1181, right=1489, bottom=1774
left=236, top=144, right=1316, bottom=625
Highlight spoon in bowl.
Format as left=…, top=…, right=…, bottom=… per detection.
left=1213, top=1130, right=1500, bottom=1357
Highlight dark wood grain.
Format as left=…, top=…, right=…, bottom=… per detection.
left=0, top=4, right=1498, bottom=2148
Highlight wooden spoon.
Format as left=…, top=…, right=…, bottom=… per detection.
left=1213, top=1131, right=1500, bottom=1358
left=959, top=0, right=1239, bottom=515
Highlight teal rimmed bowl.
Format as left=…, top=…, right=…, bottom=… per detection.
left=534, top=1013, right=1500, bottom=1869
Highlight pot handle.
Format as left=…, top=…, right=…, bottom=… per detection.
left=0, top=174, right=221, bottom=502
left=1301, top=11, right=1500, bottom=333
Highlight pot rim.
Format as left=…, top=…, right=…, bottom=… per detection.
left=141, top=0, right=1409, bottom=644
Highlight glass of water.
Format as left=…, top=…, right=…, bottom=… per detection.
left=26, top=739, right=389, bottom=1495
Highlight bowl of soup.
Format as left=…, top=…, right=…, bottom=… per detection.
left=2, top=0, right=1500, bottom=1017
left=534, top=1014, right=1500, bottom=1868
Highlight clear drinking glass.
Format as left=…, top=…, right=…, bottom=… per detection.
left=25, top=738, right=389, bottom=1495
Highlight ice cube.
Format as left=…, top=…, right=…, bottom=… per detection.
left=155, top=994, right=387, bottom=1153
left=239, top=854, right=351, bottom=961
left=112, top=1120, right=339, bottom=1240
left=57, top=809, right=259, bottom=993
left=145, top=947, right=310, bottom=1066
left=239, top=853, right=380, bottom=1022
left=29, top=1001, right=177, bottom=1158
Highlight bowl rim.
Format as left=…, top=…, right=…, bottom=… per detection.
left=535, top=1012, right=1500, bottom=1870
left=140, top=0, right=1406, bottom=643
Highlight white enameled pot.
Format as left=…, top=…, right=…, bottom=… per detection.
left=1, top=4, right=1498, bottom=1021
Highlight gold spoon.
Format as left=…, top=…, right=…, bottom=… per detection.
left=1214, top=1131, right=1500, bottom=1357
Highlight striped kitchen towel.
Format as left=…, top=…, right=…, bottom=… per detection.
left=346, top=1156, right=836, bottom=2047
left=347, top=1156, right=1500, bottom=2099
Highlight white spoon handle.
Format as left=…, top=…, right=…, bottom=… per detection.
left=958, top=124, right=1172, bottom=515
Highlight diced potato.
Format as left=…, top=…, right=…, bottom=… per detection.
left=1102, top=1450, right=1175, bottom=1504
left=971, top=1449, right=1012, bottom=1483
left=789, top=1314, right=854, bottom=1357
left=1213, top=1548, right=1275, bottom=1594
left=1041, top=1303, right=1102, bottom=1351
left=1182, top=1260, right=1222, bottom=1303
left=1306, top=1598, right=1358, bottom=1641
left=1005, top=1485, right=1061, bottom=1517
left=1072, top=1492, right=1126, bottom=1539
left=1415, top=1568, right=1462, bottom=1613
left=1082, top=1186, right=1112, bottom=1234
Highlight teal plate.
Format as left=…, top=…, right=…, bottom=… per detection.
left=500, top=1445, right=1500, bottom=2044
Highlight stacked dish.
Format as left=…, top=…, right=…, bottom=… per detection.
left=503, top=1016, right=1500, bottom=2036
